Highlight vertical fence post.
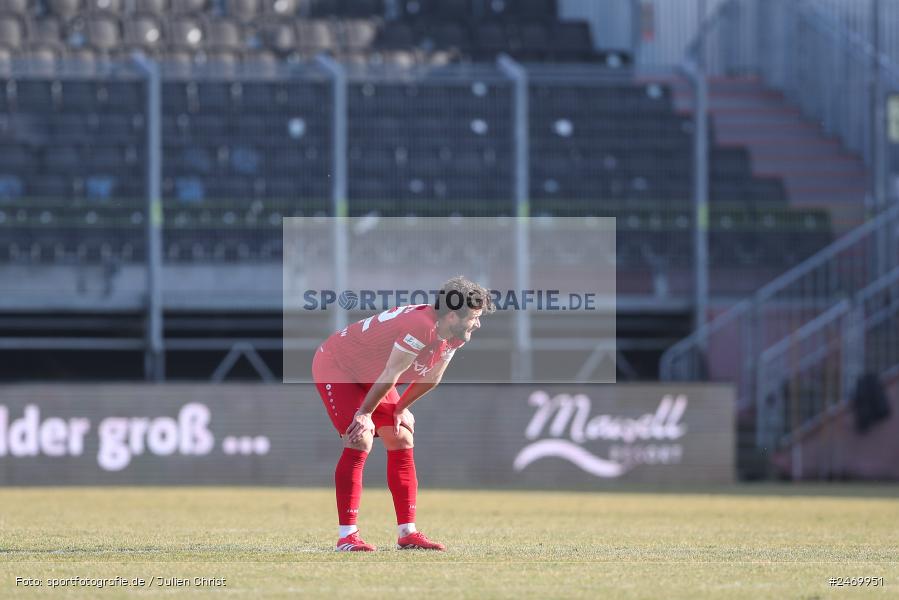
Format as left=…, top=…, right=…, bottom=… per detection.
left=871, top=0, right=889, bottom=279
left=630, top=0, right=642, bottom=64
left=683, top=57, right=709, bottom=353
left=132, top=53, right=164, bottom=382
left=498, top=55, right=532, bottom=381
left=316, top=55, right=349, bottom=333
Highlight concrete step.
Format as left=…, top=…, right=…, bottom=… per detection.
left=640, top=73, right=869, bottom=233
left=716, top=131, right=845, bottom=145
left=782, top=176, right=867, bottom=191
left=714, top=119, right=822, bottom=134
left=787, top=187, right=867, bottom=200
left=752, top=158, right=864, bottom=175
left=707, top=94, right=788, bottom=107
left=747, top=147, right=859, bottom=161
left=706, top=97, right=796, bottom=110
left=707, top=75, right=765, bottom=90
left=707, top=106, right=806, bottom=116
left=713, top=113, right=815, bottom=127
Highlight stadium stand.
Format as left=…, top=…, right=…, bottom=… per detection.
left=0, top=0, right=831, bottom=276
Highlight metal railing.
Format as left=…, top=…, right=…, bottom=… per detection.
left=661, top=0, right=899, bottom=416
left=756, top=262, right=899, bottom=458
left=695, top=0, right=899, bottom=175
left=661, top=201, right=899, bottom=405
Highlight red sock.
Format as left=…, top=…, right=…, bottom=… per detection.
left=387, top=448, right=418, bottom=525
left=335, top=448, right=368, bottom=526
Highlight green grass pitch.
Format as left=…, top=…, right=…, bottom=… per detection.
left=0, top=486, right=897, bottom=598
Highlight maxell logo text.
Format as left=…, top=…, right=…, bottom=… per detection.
left=513, top=391, right=687, bottom=478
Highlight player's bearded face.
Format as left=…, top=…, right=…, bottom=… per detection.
left=450, top=309, right=482, bottom=341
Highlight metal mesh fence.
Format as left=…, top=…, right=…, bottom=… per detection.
left=0, top=57, right=845, bottom=310
left=345, top=63, right=514, bottom=216
left=159, top=61, right=333, bottom=264
left=0, top=60, right=149, bottom=310
left=528, top=66, right=693, bottom=299
left=755, top=262, right=899, bottom=453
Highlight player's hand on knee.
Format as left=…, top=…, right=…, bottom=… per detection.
left=346, top=410, right=374, bottom=442
left=393, top=408, right=414, bottom=435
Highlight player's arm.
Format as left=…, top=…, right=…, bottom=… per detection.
left=345, top=346, right=416, bottom=441
left=396, top=355, right=451, bottom=412
left=391, top=355, right=453, bottom=435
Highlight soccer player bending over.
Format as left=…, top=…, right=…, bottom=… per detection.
left=312, top=276, right=494, bottom=551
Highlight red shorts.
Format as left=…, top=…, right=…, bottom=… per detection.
left=312, top=347, right=400, bottom=436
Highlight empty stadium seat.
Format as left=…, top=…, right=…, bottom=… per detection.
left=342, top=19, right=378, bottom=51
left=310, top=0, right=383, bottom=17
left=85, top=0, right=124, bottom=12
left=0, top=47, right=10, bottom=74
left=423, top=22, right=468, bottom=51
left=12, top=80, right=56, bottom=110
left=27, top=18, right=65, bottom=49
left=2, top=112, right=51, bottom=142
left=340, top=0, right=383, bottom=18
left=0, top=145, right=33, bottom=170
left=376, top=21, right=414, bottom=48
left=170, top=0, right=207, bottom=15
left=167, top=17, right=205, bottom=50
left=401, top=0, right=467, bottom=20
left=51, top=113, right=93, bottom=138
left=261, top=21, right=297, bottom=55
left=124, top=15, right=165, bottom=50
left=514, top=0, right=558, bottom=19
left=549, top=21, right=594, bottom=60
left=513, top=22, right=548, bottom=60
left=0, top=0, right=27, bottom=16
left=0, top=173, right=24, bottom=198
left=206, top=19, right=244, bottom=52
left=48, top=0, right=81, bottom=21
left=29, top=174, right=70, bottom=197
left=295, top=19, right=337, bottom=52
left=0, top=15, right=25, bottom=50
left=83, top=15, right=122, bottom=51
left=474, top=22, right=506, bottom=59
left=263, top=0, right=299, bottom=18
left=0, top=17, right=24, bottom=51
left=225, top=0, right=260, bottom=22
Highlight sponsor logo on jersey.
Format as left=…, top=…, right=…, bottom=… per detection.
left=402, top=334, right=425, bottom=351
left=411, top=361, right=433, bottom=377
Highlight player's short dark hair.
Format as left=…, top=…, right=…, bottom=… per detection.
left=435, top=275, right=495, bottom=318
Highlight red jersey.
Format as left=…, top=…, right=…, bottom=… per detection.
left=320, top=304, right=464, bottom=388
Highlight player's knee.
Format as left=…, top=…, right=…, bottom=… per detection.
left=392, top=427, right=414, bottom=450
left=343, top=432, right=373, bottom=452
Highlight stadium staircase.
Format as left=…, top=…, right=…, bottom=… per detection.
left=666, top=74, right=868, bottom=233
left=661, top=202, right=899, bottom=479
left=769, top=367, right=899, bottom=481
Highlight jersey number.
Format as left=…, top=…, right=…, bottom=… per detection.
left=360, top=304, right=425, bottom=332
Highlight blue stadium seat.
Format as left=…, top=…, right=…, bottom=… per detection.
left=0, top=16, right=25, bottom=50
left=0, top=173, right=24, bottom=199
